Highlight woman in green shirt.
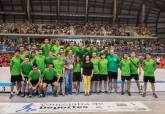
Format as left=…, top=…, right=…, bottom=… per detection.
left=91, top=52, right=100, bottom=93
left=99, top=53, right=108, bottom=93
left=73, top=56, right=82, bottom=95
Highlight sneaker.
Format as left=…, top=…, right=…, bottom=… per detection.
left=153, top=93, right=158, bottom=98
left=28, top=94, right=32, bottom=98
left=39, top=94, right=43, bottom=97
left=9, top=94, right=14, bottom=99
left=142, top=93, right=146, bottom=97
left=17, top=91, right=22, bottom=96
left=21, top=92, right=25, bottom=97
left=128, top=92, right=131, bottom=96
left=53, top=92, right=58, bottom=97
left=104, top=91, right=108, bottom=94
left=121, top=91, right=124, bottom=95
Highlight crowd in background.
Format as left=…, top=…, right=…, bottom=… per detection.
left=0, top=23, right=152, bottom=36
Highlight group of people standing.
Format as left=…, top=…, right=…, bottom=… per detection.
left=9, top=39, right=158, bottom=99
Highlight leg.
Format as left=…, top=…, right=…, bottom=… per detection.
left=114, top=79, right=118, bottom=92
left=104, top=80, right=107, bottom=93
left=17, top=81, right=21, bottom=95
left=83, top=75, right=87, bottom=95
left=52, top=82, right=58, bottom=96
left=135, top=80, right=141, bottom=93
left=91, top=81, right=94, bottom=93
left=108, top=79, right=112, bottom=92
left=87, top=76, right=91, bottom=95
left=127, top=80, right=131, bottom=96
left=28, top=84, right=33, bottom=96
left=121, top=81, right=125, bottom=95
left=42, top=83, right=47, bottom=95
left=68, top=71, right=73, bottom=94
left=64, top=71, right=69, bottom=94
left=99, top=80, right=102, bottom=92
left=143, top=82, right=147, bottom=97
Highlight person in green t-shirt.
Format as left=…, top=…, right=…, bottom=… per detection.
left=142, top=53, right=158, bottom=98
left=19, top=46, right=25, bottom=63
left=73, top=56, right=81, bottom=95
left=99, top=53, right=108, bottom=93
left=130, top=52, right=142, bottom=94
left=51, top=40, right=62, bottom=55
left=28, top=65, right=42, bottom=97
left=119, top=53, right=131, bottom=96
left=10, top=50, right=22, bottom=99
left=45, top=51, right=56, bottom=68
left=33, top=49, right=46, bottom=73
left=20, top=57, right=33, bottom=97
left=87, top=44, right=97, bottom=58
left=41, top=39, right=51, bottom=57
left=91, top=52, right=100, bottom=93
left=53, top=53, right=65, bottom=96
left=106, top=49, right=120, bottom=93
left=41, top=63, right=60, bottom=97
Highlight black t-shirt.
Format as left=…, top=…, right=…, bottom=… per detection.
left=82, top=62, right=93, bottom=76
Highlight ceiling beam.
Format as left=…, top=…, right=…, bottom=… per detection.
left=85, top=0, right=89, bottom=22
left=27, top=0, right=31, bottom=22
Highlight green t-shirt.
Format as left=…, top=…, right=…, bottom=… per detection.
left=87, top=47, right=97, bottom=58
left=106, top=55, right=120, bottom=72
left=28, top=70, right=41, bottom=81
left=41, top=44, right=51, bottom=56
left=53, top=59, right=64, bottom=77
left=42, top=68, right=57, bottom=81
left=73, top=63, right=81, bottom=73
left=34, top=55, right=45, bottom=73
left=120, top=59, right=131, bottom=77
left=19, top=53, right=25, bottom=63
left=130, top=58, right=140, bottom=74
left=45, top=56, right=56, bottom=67
left=99, top=59, right=108, bottom=75
left=10, top=56, right=21, bottom=76
left=51, top=45, right=62, bottom=54
left=66, top=46, right=78, bottom=54
left=143, top=59, right=156, bottom=77
left=21, top=63, right=33, bottom=77
left=76, top=48, right=86, bottom=61
left=91, top=58, right=99, bottom=74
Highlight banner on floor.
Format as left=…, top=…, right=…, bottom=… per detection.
left=0, top=102, right=150, bottom=113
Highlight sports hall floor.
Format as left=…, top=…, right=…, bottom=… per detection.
left=0, top=92, right=165, bottom=114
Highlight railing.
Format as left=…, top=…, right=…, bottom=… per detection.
left=0, top=33, right=158, bottom=39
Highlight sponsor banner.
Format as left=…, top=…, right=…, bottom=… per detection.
left=0, top=102, right=150, bottom=113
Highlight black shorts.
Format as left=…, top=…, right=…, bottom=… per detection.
left=144, top=76, right=155, bottom=83
left=43, top=77, right=57, bottom=85
left=121, top=76, right=131, bottom=81
left=92, top=74, right=100, bottom=81
left=108, top=71, right=118, bottom=80
left=99, top=74, right=107, bottom=81
left=59, top=77, right=63, bottom=83
left=73, top=72, right=81, bottom=82
left=131, top=74, right=139, bottom=80
left=30, top=80, right=39, bottom=86
left=11, top=75, right=22, bottom=83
